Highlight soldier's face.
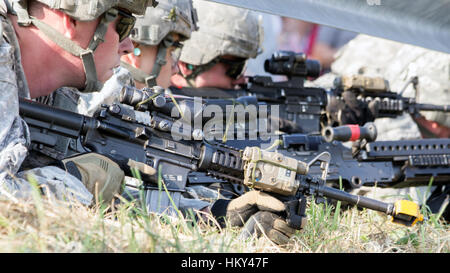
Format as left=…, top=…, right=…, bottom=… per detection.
left=121, top=33, right=182, bottom=89
left=91, top=15, right=134, bottom=83
left=156, top=34, right=183, bottom=88
left=49, top=12, right=134, bottom=89
left=193, top=56, right=246, bottom=89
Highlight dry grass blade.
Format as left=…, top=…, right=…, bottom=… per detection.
left=0, top=193, right=447, bottom=253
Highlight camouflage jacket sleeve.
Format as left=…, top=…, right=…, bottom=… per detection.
left=77, top=67, right=134, bottom=116
left=0, top=13, right=30, bottom=185
left=0, top=15, right=92, bottom=205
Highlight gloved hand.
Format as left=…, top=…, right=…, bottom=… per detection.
left=226, top=191, right=300, bottom=245
left=61, top=153, right=125, bottom=204
left=327, top=91, right=379, bottom=126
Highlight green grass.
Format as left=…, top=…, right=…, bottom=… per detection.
left=0, top=189, right=447, bottom=253
left=0, top=173, right=446, bottom=253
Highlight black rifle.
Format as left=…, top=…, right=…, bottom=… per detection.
left=18, top=98, right=425, bottom=226
left=170, top=51, right=328, bottom=134
left=118, top=86, right=450, bottom=191
left=222, top=131, right=450, bottom=191
left=170, top=51, right=449, bottom=132
left=329, top=75, right=450, bottom=126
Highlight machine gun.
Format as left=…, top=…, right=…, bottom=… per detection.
left=170, top=51, right=449, bottom=134
left=221, top=123, right=450, bottom=191
left=328, top=74, right=450, bottom=126
left=114, top=86, right=450, bottom=191
left=19, top=98, right=425, bottom=227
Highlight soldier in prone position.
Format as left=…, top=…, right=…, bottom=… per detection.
left=0, top=0, right=155, bottom=205
left=12, top=0, right=300, bottom=245
left=314, top=34, right=450, bottom=220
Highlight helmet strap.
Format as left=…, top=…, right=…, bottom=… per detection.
left=12, top=2, right=118, bottom=92
left=122, top=36, right=175, bottom=88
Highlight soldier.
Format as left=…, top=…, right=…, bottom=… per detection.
left=42, top=0, right=205, bottom=214
left=76, top=0, right=198, bottom=116
left=170, top=0, right=263, bottom=90
left=313, top=34, right=450, bottom=219
left=167, top=0, right=300, bottom=244
left=8, top=1, right=300, bottom=245
left=168, top=1, right=303, bottom=134
left=0, top=0, right=155, bottom=205
left=121, top=0, right=198, bottom=89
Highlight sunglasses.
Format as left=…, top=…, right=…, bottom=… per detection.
left=115, top=9, right=136, bottom=42
left=218, top=57, right=247, bottom=79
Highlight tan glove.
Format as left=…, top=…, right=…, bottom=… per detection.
left=226, top=191, right=298, bottom=245
left=62, top=153, right=125, bottom=204
left=241, top=211, right=297, bottom=245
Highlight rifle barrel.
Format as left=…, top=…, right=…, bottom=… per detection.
left=413, top=103, right=450, bottom=112
left=320, top=185, right=393, bottom=214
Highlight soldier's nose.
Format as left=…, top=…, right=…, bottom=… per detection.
left=231, top=76, right=246, bottom=86
left=119, top=37, right=134, bottom=55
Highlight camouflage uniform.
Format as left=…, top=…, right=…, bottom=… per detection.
left=41, top=0, right=212, bottom=215
left=312, top=34, right=450, bottom=212
left=77, top=67, right=134, bottom=116
left=0, top=5, right=92, bottom=205
left=1, top=0, right=155, bottom=205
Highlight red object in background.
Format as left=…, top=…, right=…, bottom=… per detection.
left=414, top=116, right=450, bottom=138
left=306, top=24, right=319, bottom=57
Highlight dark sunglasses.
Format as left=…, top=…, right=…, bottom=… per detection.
left=218, top=57, right=247, bottom=79
left=115, top=9, right=136, bottom=42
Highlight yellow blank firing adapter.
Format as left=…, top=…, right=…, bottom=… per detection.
left=391, top=200, right=425, bottom=227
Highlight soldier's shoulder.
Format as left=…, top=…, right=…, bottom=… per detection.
left=0, top=0, right=10, bottom=40
left=0, top=0, right=6, bottom=14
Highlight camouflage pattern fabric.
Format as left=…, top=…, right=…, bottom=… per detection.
left=179, top=0, right=263, bottom=66
left=311, top=34, right=450, bottom=206
left=0, top=10, right=92, bottom=205
left=312, top=34, right=450, bottom=141
left=77, top=67, right=134, bottom=116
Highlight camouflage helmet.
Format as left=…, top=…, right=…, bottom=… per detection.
left=8, top=0, right=157, bottom=92
left=179, top=0, right=263, bottom=66
left=34, top=0, right=157, bottom=21
left=120, top=0, right=197, bottom=87
left=131, top=0, right=198, bottom=46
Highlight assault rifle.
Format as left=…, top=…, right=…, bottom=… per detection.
left=116, top=86, right=450, bottom=191
left=328, top=75, right=450, bottom=126
left=19, top=98, right=425, bottom=227
left=169, top=51, right=450, bottom=132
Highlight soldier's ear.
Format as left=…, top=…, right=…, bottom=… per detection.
left=61, top=11, right=77, bottom=39
left=178, top=61, right=193, bottom=77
